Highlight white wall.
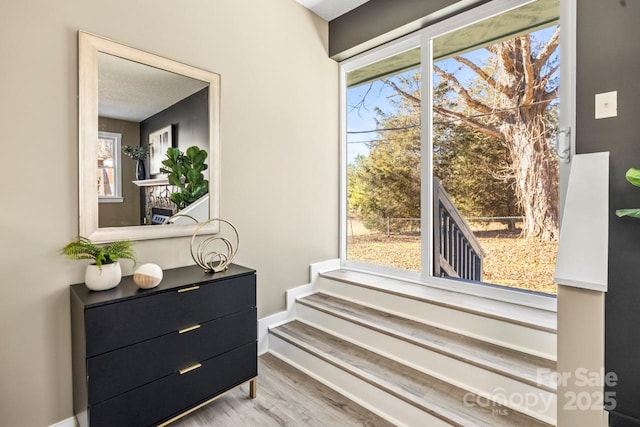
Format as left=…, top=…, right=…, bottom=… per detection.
left=0, top=1, right=338, bottom=425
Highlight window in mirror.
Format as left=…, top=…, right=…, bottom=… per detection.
left=97, top=131, right=122, bottom=203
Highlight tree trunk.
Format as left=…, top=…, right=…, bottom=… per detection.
left=501, top=111, right=558, bottom=240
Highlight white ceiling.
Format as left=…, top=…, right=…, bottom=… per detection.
left=295, top=0, right=370, bottom=21
left=98, top=53, right=208, bottom=122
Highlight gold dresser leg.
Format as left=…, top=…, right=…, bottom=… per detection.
left=249, top=378, right=257, bottom=399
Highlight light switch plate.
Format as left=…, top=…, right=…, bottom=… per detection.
left=595, top=91, right=617, bottom=119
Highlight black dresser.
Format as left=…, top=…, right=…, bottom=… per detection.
left=70, top=264, right=257, bottom=427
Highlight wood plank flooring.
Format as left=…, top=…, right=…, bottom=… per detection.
left=171, top=353, right=393, bottom=427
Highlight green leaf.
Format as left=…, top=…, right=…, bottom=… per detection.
left=625, top=168, right=640, bottom=187
left=192, top=183, right=208, bottom=198
left=61, top=237, right=135, bottom=270
left=616, top=208, right=640, bottom=218
left=167, top=175, right=182, bottom=186
left=186, top=169, right=202, bottom=184
left=161, top=145, right=208, bottom=210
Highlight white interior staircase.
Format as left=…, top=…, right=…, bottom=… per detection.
left=267, top=266, right=557, bottom=427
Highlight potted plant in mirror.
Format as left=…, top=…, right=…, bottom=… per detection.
left=160, top=146, right=209, bottom=210
left=122, top=145, right=150, bottom=180
left=62, top=237, right=136, bottom=291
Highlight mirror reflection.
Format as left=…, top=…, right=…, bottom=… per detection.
left=79, top=31, right=221, bottom=242
left=97, top=52, right=210, bottom=228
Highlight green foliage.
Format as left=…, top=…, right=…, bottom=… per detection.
left=616, top=168, right=640, bottom=218
left=348, top=75, right=421, bottom=233
left=160, top=146, right=209, bottom=211
left=625, top=168, right=640, bottom=187
left=348, top=71, right=520, bottom=234
left=121, top=145, right=149, bottom=161
left=433, top=124, right=520, bottom=218
left=61, top=237, right=136, bottom=269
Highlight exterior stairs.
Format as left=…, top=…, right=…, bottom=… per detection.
left=268, top=269, right=557, bottom=426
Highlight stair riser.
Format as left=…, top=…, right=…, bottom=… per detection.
left=317, top=277, right=556, bottom=360
left=269, top=333, right=452, bottom=427
left=296, top=303, right=557, bottom=424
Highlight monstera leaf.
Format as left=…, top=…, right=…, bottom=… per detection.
left=616, top=168, right=640, bottom=218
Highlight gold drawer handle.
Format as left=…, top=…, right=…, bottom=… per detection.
left=179, top=363, right=202, bottom=375
left=178, top=324, right=201, bottom=334
left=178, top=285, right=200, bottom=293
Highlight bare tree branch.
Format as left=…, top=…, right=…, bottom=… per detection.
left=520, top=36, right=536, bottom=105
left=349, top=82, right=374, bottom=113
left=496, top=41, right=517, bottom=77
left=539, top=64, right=559, bottom=91
left=454, top=56, right=515, bottom=98
left=534, top=26, right=560, bottom=74
left=542, top=88, right=559, bottom=103
left=433, top=65, right=494, bottom=114
left=383, top=79, right=420, bottom=105
left=433, top=106, right=503, bottom=139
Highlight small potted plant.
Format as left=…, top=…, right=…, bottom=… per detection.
left=122, top=145, right=150, bottom=180
left=62, top=237, right=136, bottom=291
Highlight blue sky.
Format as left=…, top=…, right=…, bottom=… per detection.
left=345, top=26, right=559, bottom=165
left=346, top=72, right=414, bottom=163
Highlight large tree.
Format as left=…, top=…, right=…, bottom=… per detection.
left=431, top=27, right=560, bottom=240
left=349, top=27, right=559, bottom=240
left=348, top=72, right=518, bottom=232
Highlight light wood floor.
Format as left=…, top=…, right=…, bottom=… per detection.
left=172, top=353, right=393, bottom=427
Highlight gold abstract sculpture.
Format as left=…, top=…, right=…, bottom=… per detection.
left=168, top=216, right=239, bottom=273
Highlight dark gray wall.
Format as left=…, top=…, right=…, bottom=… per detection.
left=575, top=0, right=640, bottom=425
left=329, top=0, right=489, bottom=59
left=140, top=87, right=209, bottom=178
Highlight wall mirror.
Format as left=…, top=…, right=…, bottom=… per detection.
left=79, top=31, right=220, bottom=242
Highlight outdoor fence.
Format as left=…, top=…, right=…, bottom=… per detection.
left=347, top=216, right=524, bottom=238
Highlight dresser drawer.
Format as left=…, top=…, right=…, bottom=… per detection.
left=88, top=341, right=257, bottom=427
left=85, top=274, right=255, bottom=357
left=87, top=308, right=256, bottom=405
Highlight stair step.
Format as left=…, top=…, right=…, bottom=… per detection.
left=270, top=321, right=553, bottom=427
left=320, top=269, right=557, bottom=333
left=298, top=293, right=557, bottom=393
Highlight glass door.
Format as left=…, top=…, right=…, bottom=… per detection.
left=427, top=0, right=563, bottom=294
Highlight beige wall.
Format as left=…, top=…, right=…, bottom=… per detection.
left=557, top=286, right=606, bottom=427
left=98, top=117, right=141, bottom=227
left=0, top=1, right=338, bottom=425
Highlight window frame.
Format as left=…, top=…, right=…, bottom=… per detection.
left=340, top=0, right=572, bottom=310
left=97, top=130, right=123, bottom=203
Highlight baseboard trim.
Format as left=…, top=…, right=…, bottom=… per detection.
left=257, top=259, right=339, bottom=355
left=48, top=416, right=76, bottom=427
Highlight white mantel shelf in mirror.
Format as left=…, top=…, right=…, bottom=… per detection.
left=133, top=178, right=170, bottom=187
left=78, top=31, right=220, bottom=243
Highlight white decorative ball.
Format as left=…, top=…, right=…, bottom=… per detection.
left=133, top=263, right=163, bottom=289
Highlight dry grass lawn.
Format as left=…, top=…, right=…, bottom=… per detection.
left=347, top=221, right=557, bottom=295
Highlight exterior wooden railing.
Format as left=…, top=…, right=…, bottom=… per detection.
left=433, top=178, right=486, bottom=281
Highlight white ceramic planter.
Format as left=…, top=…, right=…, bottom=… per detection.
left=85, top=262, right=122, bottom=291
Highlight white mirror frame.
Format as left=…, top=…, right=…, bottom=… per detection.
left=78, top=31, right=220, bottom=243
